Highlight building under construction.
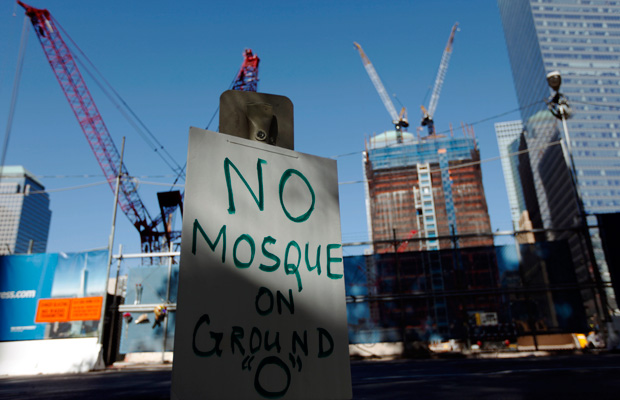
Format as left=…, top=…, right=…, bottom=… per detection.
left=364, top=130, right=493, bottom=254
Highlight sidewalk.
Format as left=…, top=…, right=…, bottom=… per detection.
left=108, top=361, right=172, bottom=371
left=109, top=345, right=592, bottom=371
left=110, top=352, right=173, bottom=370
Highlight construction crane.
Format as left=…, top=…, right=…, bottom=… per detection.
left=203, top=48, right=260, bottom=131
left=232, top=49, right=260, bottom=92
left=18, top=1, right=168, bottom=253
left=354, top=42, right=409, bottom=143
left=421, top=22, right=458, bottom=136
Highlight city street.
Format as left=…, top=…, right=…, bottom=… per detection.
left=1, top=353, right=620, bottom=399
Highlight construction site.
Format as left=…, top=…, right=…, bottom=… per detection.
left=354, top=24, right=492, bottom=255
left=347, top=21, right=601, bottom=352
left=1, top=2, right=618, bottom=379
left=363, top=129, right=492, bottom=253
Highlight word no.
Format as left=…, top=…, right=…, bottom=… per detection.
left=225, top=157, right=315, bottom=223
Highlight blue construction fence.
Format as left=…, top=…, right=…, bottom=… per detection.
left=117, top=238, right=596, bottom=353
left=344, top=240, right=590, bottom=345
left=0, top=249, right=109, bottom=342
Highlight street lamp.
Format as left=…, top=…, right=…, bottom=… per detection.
left=546, top=71, right=575, bottom=175
left=545, top=70, right=612, bottom=333
left=546, top=70, right=583, bottom=224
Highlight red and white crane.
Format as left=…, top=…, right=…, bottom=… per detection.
left=421, top=22, right=458, bottom=136
left=18, top=2, right=260, bottom=253
left=18, top=1, right=164, bottom=251
left=232, top=49, right=260, bottom=92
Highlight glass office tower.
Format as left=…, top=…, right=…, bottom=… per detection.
left=495, top=120, right=526, bottom=229
left=0, top=166, right=51, bottom=255
left=498, top=0, right=620, bottom=311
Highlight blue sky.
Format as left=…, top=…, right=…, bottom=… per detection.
left=0, top=0, right=521, bottom=256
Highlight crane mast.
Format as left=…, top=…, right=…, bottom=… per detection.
left=18, top=1, right=163, bottom=251
left=354, top=42, right=408, bottom=143
left=421, top=22, right=458, bottom=136
left=232, top=49, right=260, bottom=92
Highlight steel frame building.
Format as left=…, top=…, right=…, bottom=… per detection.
left=364, top=130, right=493, bottom=255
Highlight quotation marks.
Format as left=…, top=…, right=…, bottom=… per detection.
left=288, top=353, right=302, bottom=372
left=242, top=355, right=255, bottom=371
left=243, top=355, right=294, bottom=398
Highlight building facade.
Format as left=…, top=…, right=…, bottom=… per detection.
left=495, top=120, right=527, bottom=229
left=0, top=166, right=51, bottom=255
left=364, top=130, right=492, bottom=254
left=498, top=0, right=620, bottom=311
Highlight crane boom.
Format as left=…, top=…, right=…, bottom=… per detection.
left=354, top=42, right=399, bottom=123
left=18, top=1, right=159, bottom=247
left=422, top=22, right=458, bottom=135
left=232, top=48, right=260, bottom=92
left=354, top=42, right=408, bottom=142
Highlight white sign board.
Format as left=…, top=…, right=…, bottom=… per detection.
left=479, top=312, right=498, bottom=327
left=172, top=128, right=352, bottom=399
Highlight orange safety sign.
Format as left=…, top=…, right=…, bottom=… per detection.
left=35, top=298, right=71, bottom=323
left=35, top=296, right=103, bottom=323
left=68, top=296, right=103, bottom=321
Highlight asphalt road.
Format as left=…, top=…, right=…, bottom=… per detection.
left=1, top=353, right=620, bottom=399
left=351, top=353, right=620, bottom=399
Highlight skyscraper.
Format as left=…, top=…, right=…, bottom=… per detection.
left=498, top=0, right=620, bottom=310
left=0, top=166, right=52, bottom=255
left=364, top=130, right=492, bottom=254
left=495, top=120, right=526, bottom=229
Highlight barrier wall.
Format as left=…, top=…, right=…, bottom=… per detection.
left=0, top=338, right=103, bottom=375
left=344, top=241, right=588, bottom=344
left=0, top=250, right=108, bottom=376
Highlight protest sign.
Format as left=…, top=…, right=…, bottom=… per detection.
left=171, top=128, right=352, bottom=399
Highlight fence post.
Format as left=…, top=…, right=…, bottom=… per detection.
left=162, top=242, right=174, bottom=363
left=392, top=229, right=408, bottom=349
left=105, top=244, right=123, bottom=364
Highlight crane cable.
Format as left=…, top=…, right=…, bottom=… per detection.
left=337, top=140, right=564, bottom=186
left=0, top=15, right=29, bottom=186
left=52, top=17, right=186, bottom=180
left=330, top=100, right=546, bottom=159
left=169, top=68, right=242, bottom=190
left=15, top=136, right=563, bottom=193
left=0, top=180, right=108, bottom=196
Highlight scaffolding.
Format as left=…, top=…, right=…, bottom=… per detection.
left=364, top=131, right=493, bottom=254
